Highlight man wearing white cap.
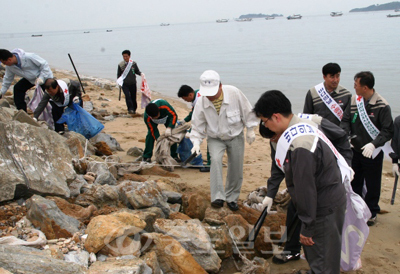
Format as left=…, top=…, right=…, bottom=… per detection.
left=190, top=70, right=259, bottom=211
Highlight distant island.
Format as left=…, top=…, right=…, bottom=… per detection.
left=239, top=13, right=283, bottom=19
left=350, top=1, right=400, bottom=12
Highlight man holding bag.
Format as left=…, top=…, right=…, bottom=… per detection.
left=34, top=78, right=82, bottom=132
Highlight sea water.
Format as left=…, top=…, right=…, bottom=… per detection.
left=1, top=11, right=400, bottom=116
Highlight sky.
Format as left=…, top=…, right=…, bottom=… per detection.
left=0, top=0, right=393, bottom=33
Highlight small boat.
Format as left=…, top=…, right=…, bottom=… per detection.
left=287, top=14, right=302, bottom=20
left=106, top=30, right=112, bottom=32
left=84, top=31, right=90, bottom=33
left=216, top=19, right=229, bottom=23
left=265, top=16, right=275, bottom=20
left=330, top=11, right=343, bottom=17
left=160, top=23, right=170, bottom=26
left=31, top=34, right=42, bottom=37
left=235, top=18, right=252, bottom=22
left=387, top=14, right=400, bottom=17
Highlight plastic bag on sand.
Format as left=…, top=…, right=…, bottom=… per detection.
left=177, top=137, right=203, bottom=166
left=57, top=103, right=104, bottom=139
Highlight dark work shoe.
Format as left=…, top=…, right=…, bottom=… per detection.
left=272, top=252, right=300, bottom=264
left=367, top=216, right=377, bottom=226
left=211, top=199, right=224, bottom=208
left=173, top=157, right=182, bottom=163
left=128, top=110, right=135, bottom=114
left=199, top=166, right=210, bottom=172
left=142, top=158, right=151, bottom=163
left=227, top=201, right=239, bottom=211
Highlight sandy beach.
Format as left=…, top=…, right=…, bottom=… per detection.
left=35, top=69, right=400, bottom=273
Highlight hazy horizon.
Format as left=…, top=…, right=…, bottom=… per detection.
left=0, top=0, right=395, bottom=34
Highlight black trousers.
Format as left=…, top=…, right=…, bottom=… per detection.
left=122, top=83, right=137, bottom=111
left=14, top=78, right=46, bottom=112
left=49, top=101, right=65, bottom=132
left=283, top=200, right=302, bottom=255
left=351, top=149, right=383, bottom=218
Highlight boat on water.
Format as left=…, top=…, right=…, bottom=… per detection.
left=265, top=16, right=275, bottom=20
left=235, top=18, right=252, bottom=22
left=31, top=34, right=42, bottom=37
left=160, top=23, right=170, bottom=26
left=106, top=30, right=112, bottom=32
left=330, top=11, right=343, bottom=17
left=387, top=14, right=400, bottom=17
left=287, top=14, right=302, bottom=20
left=216, top=19, right=229, bottom=23
left=84, top=31, right=90, bottom=33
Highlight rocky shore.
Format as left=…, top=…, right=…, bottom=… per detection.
left=0, top=69, right=399, bottom=274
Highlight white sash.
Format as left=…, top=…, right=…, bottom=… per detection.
left=315, top=82, right=343, bottom=121
left=116, top=59, right=134, bottom=86
left=355, top=95, right=393, bottom=158
left=51, top=80, right=70, bottom=107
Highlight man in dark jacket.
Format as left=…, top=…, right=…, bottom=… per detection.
left=254, top=90, right=346, bottom=274
left=341, top=71, right=393, bottom=226
left=117, top=49, right=143, bottom=114
left=34, top=78, right=82, bottom=132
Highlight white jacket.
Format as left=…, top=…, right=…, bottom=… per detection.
left=1, top=48, right=53, bottom=95
left=190, top=85, right=259, bottom=143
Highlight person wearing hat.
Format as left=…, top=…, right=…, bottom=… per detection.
left=189, top=70, right=258, bottom=211
left=0, top=48, right=53, bottom=111
left=34, top=78, right=82, bottom=132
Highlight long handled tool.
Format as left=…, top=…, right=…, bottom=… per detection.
left=246, top=205, right=269, bottom=244
left=119, top=86, right=122, bottom=101
left=68, top=53, right=86, bottom=94
left=391, top=172, right=398, bottom=205
left=180, top=152, right=197, bottom=167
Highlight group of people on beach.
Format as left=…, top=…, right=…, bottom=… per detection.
left=1, top=47, right=399, bottom=274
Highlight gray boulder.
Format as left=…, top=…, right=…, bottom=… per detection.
left=90, top=132, right=123, bottom=152
left=86, top=161, right=117, bottom=185
left=0, top=121, right=76, bottom=202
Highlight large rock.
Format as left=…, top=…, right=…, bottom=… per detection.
left=46, top=196, right=96, bottom=223
left=26, top=195, right=81, bottom=240
left=182, top=192, right=210, bottom=221
left=117, top=180, right=170, bottom=217
left=141, top=251, right=162, bottom=274
left=0, top=244, right=86, bottom=274
left=88, top=257, right=152, bottom=274
left=141, top=233, right=207, bottom=274
left=86, top=161, right=117, bottom=185
left=74, top=184, right=120, bottom=208
left=84, top=210, right=146, bottom=253
left=90, top=132, right=123, bottom=152
left=203, top=224, right=233, bottom=260
left=154, top=218, right=221, bottom=273
left=0, top=121, right=76, bottom=202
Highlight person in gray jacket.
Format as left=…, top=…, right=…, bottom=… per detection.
left=0, top=48, right=53, bottom=111
left=254, top=90, right=346, bottom=274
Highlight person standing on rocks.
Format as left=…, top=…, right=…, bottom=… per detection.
left=143, top=99, right=178, bottom=163
left=34, top=78, right=82, bottom=132
left=117, top=50, right=143, bottom=114
left=177, top=84, right=211, bottom=172
left=0, top=48, right=53, bottom=111
left=254, top=90, right=346, bottom=274
left=189, top=70, right=258, bottom=211
left=303, top=63, right=351, bottom=126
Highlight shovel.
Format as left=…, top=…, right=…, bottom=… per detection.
left=180, top=152, right=197, bottom=167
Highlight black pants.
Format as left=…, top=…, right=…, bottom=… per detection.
left=351, top=149, right=383, bottom=218
left=14, top=78, right=46, bottom=112
left=50, top=101, right=65, bottom=132
left=122, top=83, right=137, bottom=112
left=284, top=200, right=302, bottom=255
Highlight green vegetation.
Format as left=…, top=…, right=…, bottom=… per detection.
left=350, top=1, right=400, bottom=12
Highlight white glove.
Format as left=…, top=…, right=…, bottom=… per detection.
left=33, top=117, right=38, bottom=122
left=246, top=129, right=256, bottom=145
left=73, top=96, right=80, bottom=103
left=35, top=78, right=44, bottom=86
left=191, top=141, right=200, bottom=155
left=165, top=127, right=172, bottom=137
left=392, top=163, right=400, bottom=177
left=262, top=196, right=273, bottom=213
left=185, top=132, right=190, bottom=138
left=361, top=143, right=375, bottom=158
left=141, top=73, right=145, bottom=77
